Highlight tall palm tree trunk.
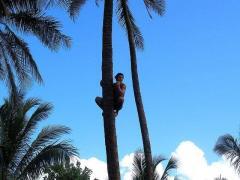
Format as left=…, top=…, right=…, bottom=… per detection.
left=123, top=4, right=154, bottom=180
left=0, top=120, right=5, bottom=180
left=0, top=155, right=6, bottom=180
left=102, top=0, right=120, bottom=179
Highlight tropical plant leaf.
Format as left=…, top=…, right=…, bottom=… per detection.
left=131, top=150, right=178, bottom=180
left=0, top=93, right=78, bottom=179
left=214, top=134, right=240, bottom=174
left=160, top=156, right=178, bottom=180
left=143, top=0, right=165, bottom=18
left=8, top=11, right=71, bottom=50
left=68, top=0, right=87, bottom=19
left=116, top=0, right=144, bottom=49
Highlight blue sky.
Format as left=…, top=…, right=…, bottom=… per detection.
left=1, top=0, right=240, bottom=176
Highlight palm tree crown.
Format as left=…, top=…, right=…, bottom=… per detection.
left=116, top=1, right=165, bottom=179
left=0, top=92, right=78, bottom=179
left=0, top=0, right=71, bottom=92
left=214, top=134, right=240, bottom=175
left=65, top=1, right=165, bottom=179
left=132, top=150, right=178, bottom=180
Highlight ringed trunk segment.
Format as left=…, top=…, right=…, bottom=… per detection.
left=102, top=0, right=121, bottom=179
left=123, top=5, right=154, bottom=180
left=130, top=32, right=154, bottom=180
left=130, top=33, right=154, bottom=180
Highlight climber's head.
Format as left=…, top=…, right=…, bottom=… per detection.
left=115, top=73, right=124, bottom=82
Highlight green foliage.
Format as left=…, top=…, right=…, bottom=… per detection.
left=0, top=91, right=78, bottom=179
left=68, top=0, right=165, bottom=50
left=43, top=158, right=92, bottom=180
left=214, top=134, right=240, bottom=175
left=132, top=150, right=178, bottom=180
left=0, top=0, right=71, bottom=93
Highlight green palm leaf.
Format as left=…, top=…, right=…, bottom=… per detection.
left=8, top=11, right=71, bottom=50
left=160, top=157, right=178, bottom=180
left=0, top=0, right=72, bottom=91
left=214, top=134, right=240, bottom=174
left=68, top=0, right=87, bottom=19
left=116, top=0, right=144, bottom=50
left=131, top=150, right=178, bottom=180
left=0, top=93, right=78, bottom=179
left=17, top=141, right=78, bottom=180
left=143, top=0, right=165, bottom=18
left=3, top=26, right=43, bottom=84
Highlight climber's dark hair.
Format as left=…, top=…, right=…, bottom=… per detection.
left=115, top=73, right=124, bottom=80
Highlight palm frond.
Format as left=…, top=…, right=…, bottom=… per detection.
left=22, top=98, right=41, bottom=115
left=27, top=103, right=52, bottom=126
left=68, top=0, right=87, bottom=19
left=0, top=94, right=28, bottom=173
left=0, top=29, right=30, bottom=86
left=16, top=141, right=78, bottom=179
left=160, top=156, right=178, bottom=180
left=0, top=25, right=43, bottom=89
left=3, top=26, right=43, bottom=84
left=35, top=0, right=71, bottom=10
left=0, top=0, right=73, bottom=90
left=214, top=134, right=240, bottom=174
left=0, top=59, right=5, bottom=80
left=132, top=150, right=146, bottom=179
left=143, top=0, right=165, bottom=18
left=1, top=93, right=78, bottom=178
left=18, top=103, right=53, bottom=144
left=131, top=150, right=178, bottom=180
left=152, top=155, right=165, bottom=171
left=7, top=11, right=71, bottom=50
left=116, top=0, right=144, bottom=49
left=0, top=45, right=17, bottom=95
left=14, top=126, right=71, bottom=175
left=151, top=155, right=165, bottom=179
left=5, top=0, right=38, bottom=12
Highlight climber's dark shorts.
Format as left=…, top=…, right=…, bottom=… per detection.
left=95, top=96, right=123, bottom=111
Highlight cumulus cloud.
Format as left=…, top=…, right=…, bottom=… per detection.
left=39, top=141, right=240, bottom=180
left=72, top=156, right=108, bottom=180
left=120, top=153, right=134, bottom=180
left=173, top=141, right=239, bottom=180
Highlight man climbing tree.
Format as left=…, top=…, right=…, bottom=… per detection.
left=96, top=73, right=126, bottom=116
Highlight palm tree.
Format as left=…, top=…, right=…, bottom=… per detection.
left=0, top=0, right=71, bottom=93
left=0, top=91, right=78, bottom=179
left=214, top=134, right=240, bottom=175
left=132, top=150, right=178, bottom=180
left=100, top=0, right=121, bottom=179
left=116, top=0, right=165, bottom=178
left=67, top=1, right=120, bottom=178
left=66, top=1, right=164, bottom=179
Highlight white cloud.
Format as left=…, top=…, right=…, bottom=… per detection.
left=172, top=141, right=209, bottom=179
left=120, top=153, right=134, bottom=180
left=120, top=141, right=239, bottom=180
left=39, top=141, right=240, bottom=180
left=173, top=141, right=239, bottom=180
left=120, top=153, right=135, bottom=168
left=72, top=156, right=108, bottom=180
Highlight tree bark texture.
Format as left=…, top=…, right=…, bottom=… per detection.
left=102, top=0, right=121, bottom=179
left=123, top=3, right=154, bottom=179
